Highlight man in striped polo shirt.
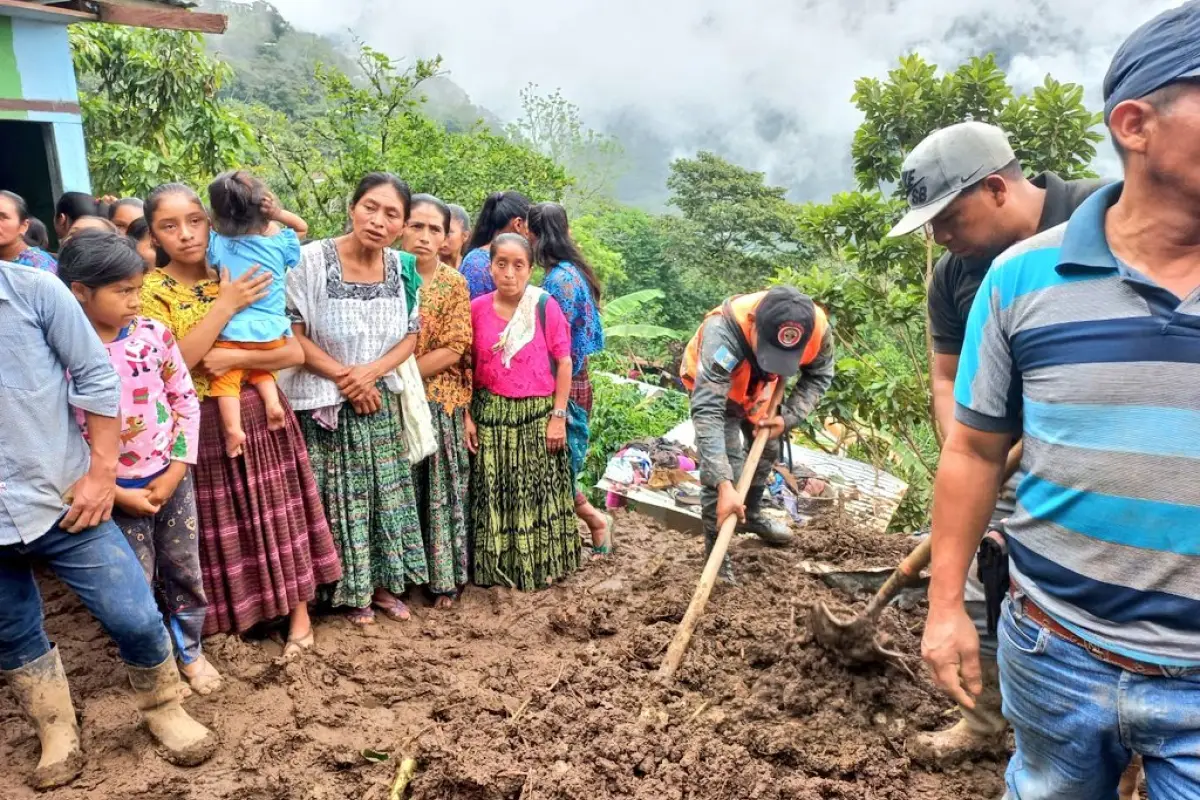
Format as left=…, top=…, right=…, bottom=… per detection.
left=922, top=3, right=1200, bottom=798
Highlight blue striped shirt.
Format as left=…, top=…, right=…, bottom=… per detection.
left=956, top=182, right=1200, bottom=667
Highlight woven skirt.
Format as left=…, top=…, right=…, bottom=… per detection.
left=470, top=391, right=580, bottom=590
left=299, top=388, right=428, bottom=609
left=193, top=391, right=342, bottom=636
left=414, top=403, right=471, bottom=595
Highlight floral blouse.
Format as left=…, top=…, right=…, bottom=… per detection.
left=542, top=261, right=604, bottom=376
left=77, top=316, right=200, bottom=481
left=415, top=264, right=473, bottom=413
left=460, top=247, right=496, bottom=299
left=14, top=247, right=57, bottom=274
left=140, top=270, right=222, bottom=400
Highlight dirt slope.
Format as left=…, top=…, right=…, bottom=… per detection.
left=0, top=513, right=1005, bottom=800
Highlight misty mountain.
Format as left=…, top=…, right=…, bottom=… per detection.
left=214, top=0, right=1173, bottom=207
left=200, top=0, right=503, bottom=132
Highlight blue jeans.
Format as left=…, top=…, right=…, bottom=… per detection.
left=998, top=596, right=1200, bottom=800
left=0, top=520, right=172, bottom=671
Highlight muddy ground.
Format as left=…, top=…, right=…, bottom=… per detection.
left=1, top=512, right=1005, bottom=800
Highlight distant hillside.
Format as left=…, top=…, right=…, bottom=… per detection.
left=199, top=0, right=502, bottom=130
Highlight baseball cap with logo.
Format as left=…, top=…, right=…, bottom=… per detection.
left=753, top=286, right=816, bottom=378
left=886, top=121, right=1016, bottom=238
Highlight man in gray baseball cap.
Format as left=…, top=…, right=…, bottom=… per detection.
left=889, top=120, right=1109, bottom=768
left=921, top=3, right=1200, bottom=799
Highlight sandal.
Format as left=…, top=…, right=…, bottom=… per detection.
left=181, top=655, right=224, bottom=696
left=281, top=628, right=315, bottom=660
left=591, top=513, right=614, bottom=560
left=372, top=594, right=411, bottom=621
left=433, top=594, right=455, bottom=610
left=344, top=607, right=376, bottom=627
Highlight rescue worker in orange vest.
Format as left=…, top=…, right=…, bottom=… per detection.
left=681, top=286, right=834, bottom=582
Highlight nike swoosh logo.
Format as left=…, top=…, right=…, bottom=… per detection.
left=960, top=166, right=987, bottom=184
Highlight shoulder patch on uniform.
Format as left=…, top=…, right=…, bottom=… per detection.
left=711, top=345, right=739, bottom=374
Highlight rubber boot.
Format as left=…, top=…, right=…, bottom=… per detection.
left=4, top=647, right=86, bottom=789
left=126, top=656, right=218, bottom=766
left=703, top=522, right=737, bottom=585
left=910, top=661, right=1007, bottom=765
left=737, top=489, right=793, bottom=546
left=1119, top=755, right=1143, bottom=800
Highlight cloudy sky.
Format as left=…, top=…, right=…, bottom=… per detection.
left=265, top=0, right=1175, bottom=204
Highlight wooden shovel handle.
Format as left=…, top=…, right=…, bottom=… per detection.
left=862, top=535, right=933, bottom=619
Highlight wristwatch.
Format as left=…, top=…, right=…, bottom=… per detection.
left=551, top=409, right=568, bottom=419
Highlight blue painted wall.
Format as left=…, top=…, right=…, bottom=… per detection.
left=0, top=15, right=91, bottom=193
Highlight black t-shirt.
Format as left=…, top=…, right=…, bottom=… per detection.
left=927, top=172, right=1109, bottom=355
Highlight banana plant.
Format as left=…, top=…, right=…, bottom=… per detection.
left=602, top=289, right=682, bottom=340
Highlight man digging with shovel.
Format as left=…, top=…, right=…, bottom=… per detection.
left=923, top=5, right=1200, bottom=796
left=886, top=121, right=1114, bottom=770
left=680, top=286, right=834, bottom=583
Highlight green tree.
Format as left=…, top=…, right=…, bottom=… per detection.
left=776, top=54, right=1103, bottom=530
left=661, top=152, right=813, bottom=313
left=251, top=46, right=571, bottom=238
left=70, top=25, right=256, bottom=196
left=507, top=84, right=627, bottom=211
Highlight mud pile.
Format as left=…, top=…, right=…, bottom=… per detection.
left=0, top=514, right=1004, bottom=800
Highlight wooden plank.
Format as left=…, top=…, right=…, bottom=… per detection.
left=0, top=0, right=95, bottom=23
left=0, top=98, right=81, bottom=113
left=91, top=1, right=227, bottom=33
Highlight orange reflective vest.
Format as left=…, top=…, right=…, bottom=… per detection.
left=680, top=291, right=828, bottom=423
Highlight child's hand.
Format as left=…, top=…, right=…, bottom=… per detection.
left=147, top=463, right=187, bottom=508
left=259, top=191, right=280, bottom=220
left=116, top=488, right=162, bottom=518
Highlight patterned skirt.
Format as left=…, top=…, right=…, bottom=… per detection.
left=414, top=403, right=471, bottom=595
left=299, top=388, right=428, bottom=609
left=470, top=391, right=581, bottom=590
left=570, top=359, right=593, bottom=413
left=567, top=362, right=593, bottom=483
left=193, top=392, right=342, bottom=637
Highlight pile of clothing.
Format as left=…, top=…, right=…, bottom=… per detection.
left=603, top=437, right=702, bottom=510
left=766, top=463, right=831, bottom=523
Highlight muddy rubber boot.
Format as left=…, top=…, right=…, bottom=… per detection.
left=4, top=647, right=86, bottom=790
left=1119, top=756, right=1143, bottom=800
left=737, top=490, right=793, bottom=546
left=910, top=663, right=1007, bottom=765
left=703, top=523, right=736, bottom=585
left=126, top=657, right=218, bottom=766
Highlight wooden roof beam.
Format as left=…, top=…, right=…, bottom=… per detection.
left=88, top=1, right=228, bottom=34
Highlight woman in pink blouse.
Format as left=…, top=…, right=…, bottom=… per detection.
left=467, top=233, right=581, bottom=590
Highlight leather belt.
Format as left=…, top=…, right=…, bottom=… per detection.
left=1018, top=596, right=1185, bottom=678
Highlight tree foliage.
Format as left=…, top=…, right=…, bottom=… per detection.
left=507, top=84, right=627, bottom=212
left=851, top=54, right=1104, bottom=190
left=249, top=46, right=572, bottom=238
left=70, top=25, right=256, bottom=196
left=777, top=53, right=1102, bottom=529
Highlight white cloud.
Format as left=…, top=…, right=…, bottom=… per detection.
left=262, top=0, right=1177, bottom=201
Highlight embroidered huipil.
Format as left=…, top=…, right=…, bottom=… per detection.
left=460, top=247, right=496, bottom=299
left=542, top=261, right=604, bottom=375
left=415, top=264, right=473, bottom=413
left=281, top=240, right=420, bottom=417
left=77, top=316, right=200, bottom=480
left=13, top=247, right=58, bottom=274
